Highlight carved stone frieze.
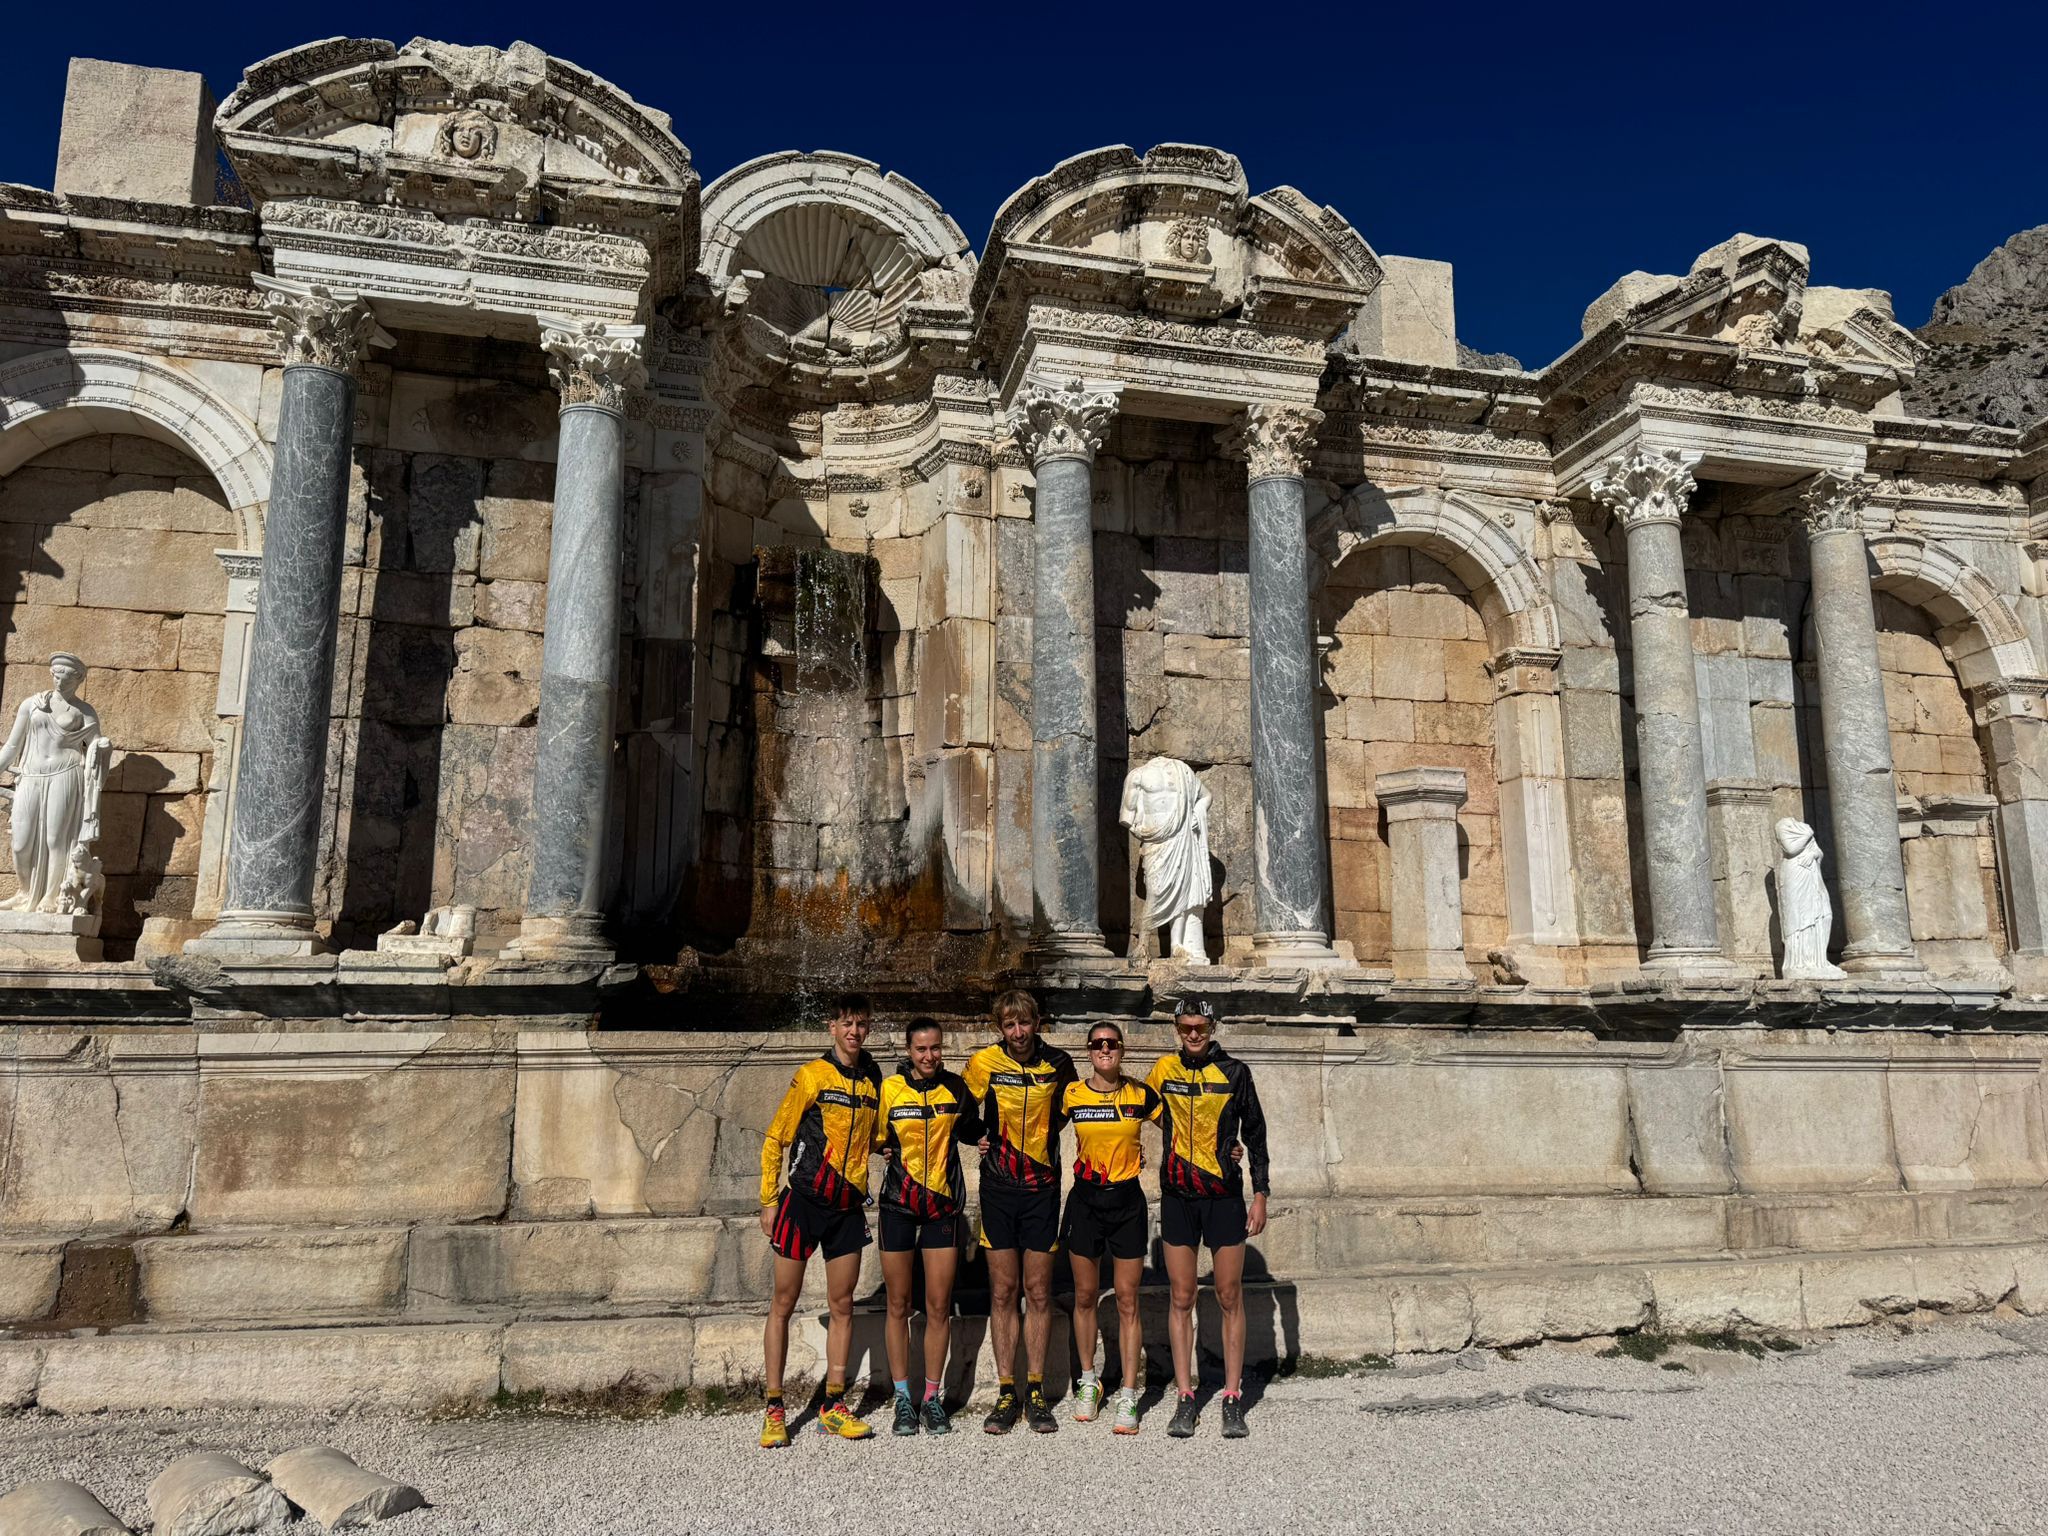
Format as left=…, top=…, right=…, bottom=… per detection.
left=257, top=277, right=386, bottom=371
left=541, top=317, right=648, bottom=412
left=1591, top=447, right=1701, bottom=530
left=1006, top=376, right=1119, bottom=466
left=1223, top=403, right=1323, bottom=481
left=1800, top=468, right=1877, bottom=537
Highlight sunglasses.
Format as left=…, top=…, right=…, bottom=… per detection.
left=1088, top=1037, right=1123, bottom=1051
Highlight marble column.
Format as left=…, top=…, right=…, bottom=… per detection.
left=1376, top=767, right=1474, bottom=981
left=1009, top=376, right=1118, bottom=960
left=1975, top=681, right=2048, bottom=991
left=1590, top=448, right=1735, bottom=975
left=1228, top=403, right=1338, bottom=961
left=1801, top=470, right=1923, bottom=977
left=188, top=280, right=382, bottom=959
left=508, top=319, right=646, bottom=962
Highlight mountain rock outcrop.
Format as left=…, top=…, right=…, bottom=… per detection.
left=1906, top=225, right=2048, bottom=428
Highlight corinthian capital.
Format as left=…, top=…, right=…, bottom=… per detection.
left=540, top=317, right=648, bottom=413
left=256, top=276, right=387, bottom=373
left=1800, top=468, right=1877, bottom=537
left=1590, top=447, right=1702, bottom=530
left=1007, top=376, right=1119, bottom=465
left=1222, top=403, right=1323, bottom=481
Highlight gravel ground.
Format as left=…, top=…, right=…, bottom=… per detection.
left=6, top=1315, right=2048, bottom=1534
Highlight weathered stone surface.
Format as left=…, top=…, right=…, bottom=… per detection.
left=408, top=1219, right=721, bottom=1308
left=1648, top=1259, right=1805, bottom=1332
left=0, top=1240, right=63, bottom=1322
left=501, top=1318, right=694, bottom=1396
left=54, top=57, right=214, bottom=206
left=266, top=1447, right=425, bottom=1528
left=1470, top=1268, right=1651, bottom=1346
left=147, top=1453, right=290, bottom=1536
left=138, top=1230, right=408, bottom=1322
left=0, top=1478, right=131, bottom=1536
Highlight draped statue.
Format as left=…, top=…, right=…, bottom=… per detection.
left=0, top=654, right=111, bottom=916
left=1119, top=756, right=1214, bottom=965
left=1775, top=817, right=1846, bottom=980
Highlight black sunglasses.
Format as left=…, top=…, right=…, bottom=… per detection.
left=1087, top=1037, right=1123, bottom=1050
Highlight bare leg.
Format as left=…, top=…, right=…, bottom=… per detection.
left=1112, top=1255, right=1144, bottom=1391
left=822, top=1250, right=862, bottom=1393
left=1163, top=1241, right=1200, bottom=1396
left=1022, top=1249, right=1055, bottom=1378
left=881, top=1248, right=914, bottom=1384
left=1069, top=1249, right=1102, bottom=1379
left=763, top=1253, right=807, bottom=1396
left=1213, top=1242, right=1247, bottom=1394
left=986, top=1247, right=1021, bottom=1383
left=921, top=1244, right=958, bottom=1387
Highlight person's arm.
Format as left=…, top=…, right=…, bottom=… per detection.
left=963, top=1050, right=994, bottom=1153
left=759, top=1069, right=813, bottom=1213
left=1235, top=1065, right=1271, bottom=1226
left=948, top=1072, right=984, bottom=1145
left=1140, top=1082, right=1165, bottom=1123
left=0, top=699, right=31, bottom=776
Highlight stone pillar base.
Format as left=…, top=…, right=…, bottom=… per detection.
left=2008, top=951, right=2048, bottom=997
left=1840, top=945, right=1927, bottom=980
left=1642, top=945, right=1744, bottom=978
left=505, top=913, right=614, bottom=964
left=1027, top=931, right=1116, bottom=967
left=184, top=911, right=326, bottom=960
left=1252, top=930, right=1342, bottom=965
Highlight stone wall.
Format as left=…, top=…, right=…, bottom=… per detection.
left=0, top=434, right=228, bottom=950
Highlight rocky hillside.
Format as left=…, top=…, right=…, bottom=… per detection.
left=1906, top=225, right=2048, bottom=428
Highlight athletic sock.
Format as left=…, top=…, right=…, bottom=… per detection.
left=998, top=1376, right=1015, bottom=1392
left=1223, top=1388, right=1241, bottom=1400
left=924, top=1378, right=943, bottom=1402
left=1027, top=1373, right=1044, bottom=1393
left=1080, top=1369, right=1099, bottom=1389
left=893, top=1379, right=911, bottom=1400
left=766, top=1392, right=784, bottom=1411
left=826, top=1379, right=845, bottom=1402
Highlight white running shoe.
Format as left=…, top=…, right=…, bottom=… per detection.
left=1113, top=1388, right=1141, bottom=1435
left=1074, top=1379, right=1104, bottom=1422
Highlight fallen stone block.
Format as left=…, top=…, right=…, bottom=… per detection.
left=148, top=1452, right=291, bottom=1535
left=0, top=1478, right=132, bottom=1535
left=266, top=1448, right=425, bottom=1528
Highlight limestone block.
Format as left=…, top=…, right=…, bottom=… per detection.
left=55, top=58, right=215, bottom=205
left=37, top=1325, right=501, bottom=1414
left=476, top=578, right=547, bottom=631
left=51, top=667, right=217, bottom=754
left=914, top=618, right=992, bottom=750
left=1469, top=1267, right=1651, bottom=1346
left=0, top=1342, right=41, bottom=1408
left=694, top=1312, right=819, bottom=1390
left=992, top=747, right=1033, bottom=932
left=0, top=1241, right=62, bottom=1322
left=434, top=725, right=538, bottom=918
left=1724, top=1061, right=1898, bottom=1192
left=501, top=1318, right=695, bottom=1396
left=108, top=749, right=202, bottom=795
left=1387, top=1278, right=1476, bottom=1353
left=1561, top=690, right=1625, bottom=779
left=1288, top=1278, right=1399, bottom=1358
left=74, top=529, right=226, bottom=616
left=475, top=468, right=551, bottom=583
left=266, top=1448, right=425, bottom=1529
left=1565, top=779, right=1637, bottom=944
left=0, top=1479, right=131, bottom=1536
left=408, top=1219, right=722, bottom=1309
left=1163, top=632, right=1250, bottom=681
left=191, top=1034, right=512, bottom=1226
left=140, top=793, right=206, bottom=878
left=1797, top=1253, right=1917, bottom=1328
left=993, top=616, right=1032, bottom=751
left=1648, top=1260, right=1804, bottom=1332
left=1370, top=635, right=1446, bottom=701
left=147, top=1453, right=290, bottom=1536
left=448, top=627, right=542, bottom=727
left=1625, top=1065, right=1735, bottom=1194
left=1350, top=255, right=1458, bottom=368
left=138, top=1230, right=407, bottom=1323
left=0, top=605, right=180, bottom=671
left=994, top=517, right=1034, bottom=616
left=1908, top=1247, right=2020, bottom=1313
left=359, top=569, right=475, bottom=629
left=1143, top=675, right=1250, bottom=764
left=1888, top=1057, right=2048, bottom=1190
left=920, top=513, right=993, bottom=624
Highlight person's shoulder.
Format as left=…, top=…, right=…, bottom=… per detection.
left=854, top=1051, right=884, bottom=1086
left=1040, top=1041, right=1077, bottom=1070
left=938, top=1068, right=972, bottom=1096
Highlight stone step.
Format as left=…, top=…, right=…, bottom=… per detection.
left=4, top=1241, right=2044, bottom=1413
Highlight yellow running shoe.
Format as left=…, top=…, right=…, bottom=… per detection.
left=816, top=1401, right=873, bottom=1440
left=759, top=1405, right=789, bottom=1449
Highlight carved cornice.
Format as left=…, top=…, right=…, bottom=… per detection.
left=1222, top=403, right=1323, bottom=481
left=1006, top=376, right=1119, bottom=466
left=1800, top=468, right=1877, bottom=537
left=541, top=317, right=648, bottom=413
left=1590, top=447, right=1701, bottom=531
left=255, top=277, right=387, bottom=373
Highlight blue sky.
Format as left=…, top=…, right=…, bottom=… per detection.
left=5, top=2, right=2041, bottom=369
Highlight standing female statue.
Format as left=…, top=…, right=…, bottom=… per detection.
left=1119, top=755, right=1214, bottom=965
left=1775, top=817, right=1847, bottom=980
left=0, top=654, right=108, bottom=914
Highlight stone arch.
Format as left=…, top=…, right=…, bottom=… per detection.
left=1868, top=532, right=2040, bottom=690
left=1309, top=482, right=1558, bottom=655
left=0, top=348, right=269, bottom=549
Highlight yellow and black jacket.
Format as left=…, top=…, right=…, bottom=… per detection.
left=963, top=1040, right=1078, bottom=1193
left=1146, top=1044, right=1269, bottom=1199
left=760, top=1049, right=884, bottom=1211
left=877, top=1064, right=981, bottom=1218
left=1059, top=1077, right=1164, bottom=1189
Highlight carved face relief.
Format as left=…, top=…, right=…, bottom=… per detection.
left=1166, top=218, right=1212, bottom=265
left=437, top=111, right=497, bottom=162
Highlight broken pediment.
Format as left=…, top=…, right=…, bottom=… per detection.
left=1580, top=234, right=1810, bottom=350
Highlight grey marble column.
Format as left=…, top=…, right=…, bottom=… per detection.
left=1229, top=404, right=1338, bottom=961
left=508, top=320, right=647, bottom=962
left=1009, top=377, right=1118, bottom=960
left=187, top=280, right=382, bottom=959
left=1802, top=471, right=1923, bottom=976
left=1591, top=448, right=1735, bottom=976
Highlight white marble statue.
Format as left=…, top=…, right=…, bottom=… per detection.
left=1776, top=817, right=1846, bottom=980
left=1119, top=755, right=1214, bottom=965
left=0, top=654, right=111, bottom=915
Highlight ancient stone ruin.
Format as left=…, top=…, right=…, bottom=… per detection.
left=2, top=38, right=2048, bottom=1407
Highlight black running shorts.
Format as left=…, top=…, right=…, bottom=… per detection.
left=768, top=1188, right=869, bottom=1262
left=878, top=1207, right=962, bottom=1253
left=1062, top=1181, right=1148, bottom=1262
left=1159, top=1190, right=1249, bottom=1251
left=977, top=1181, right=1061, bottom=1253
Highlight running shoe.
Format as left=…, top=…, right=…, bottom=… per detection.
left=1025, top=1387, right=1058, bottom=1433
left=759, top=1404, right=789, bottom=1449
left=924, top=1395, right=953, bottom=1435
left=816, top=1401, right=873, bottom=1440
left=1220, top=1392, right=1248, bottom=1439
left=1166, top=1393, right=1199, bottom=1438
left=984, top=1388, right=1022, bottom=1434
left=1112, top=1389, right=1141, bottom=1436
left=892, top=1393, right=919, bottom=1436
left=1073, top=1379, right=1104, bottom=1423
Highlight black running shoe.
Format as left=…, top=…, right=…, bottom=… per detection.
left=984, top=1388, right=1022, bottom=1434
left=892, top=1393, right=919, bottom=1436
left=1025, top=1388, right=1058, bottom=1434
left=924, top=1395, right=953, bottom=1435
left=1166, top=1393, right=1199, bottom=1438
left=1220, top=1393, right=1248, bottom=1439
